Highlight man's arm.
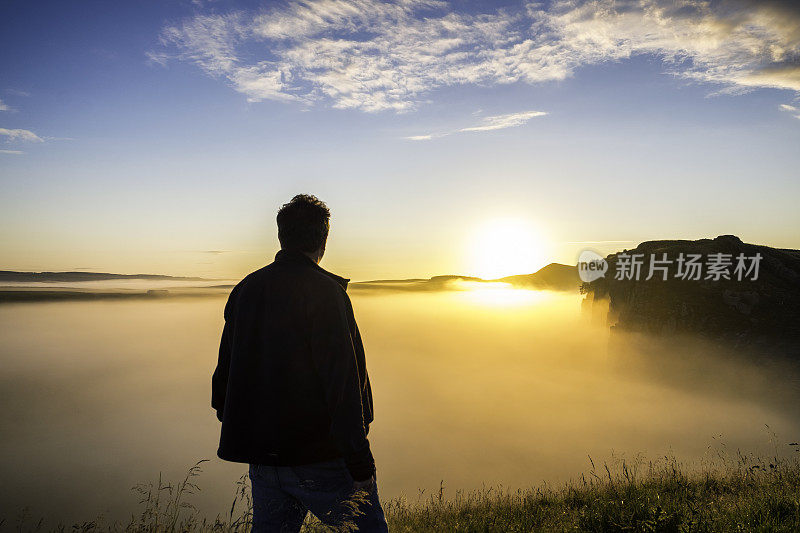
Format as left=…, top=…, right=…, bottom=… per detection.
left=211, top=289, right=237, bottom=422
left=350, top=319, right=374, bottom=430
left=308, top=285, right=375, bottom=482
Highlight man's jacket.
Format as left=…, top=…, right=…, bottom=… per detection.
left=212, top=249, right=375, bottom=481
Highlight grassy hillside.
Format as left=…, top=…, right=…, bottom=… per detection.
left=10, top=450, right=800, bottom=532
left=383, top=453, right=800, bottom=532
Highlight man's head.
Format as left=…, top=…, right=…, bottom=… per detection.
left=277, top=194, right=330, bottom=262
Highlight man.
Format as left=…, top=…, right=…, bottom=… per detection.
left=212, top=194, right=387, bottom=532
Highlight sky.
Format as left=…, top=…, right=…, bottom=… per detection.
left=1, top=0, right=799, bottom=281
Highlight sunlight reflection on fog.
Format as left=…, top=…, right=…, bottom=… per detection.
left=452, top=281, right=552, bottom=306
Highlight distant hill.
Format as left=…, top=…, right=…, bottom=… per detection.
left=349, top=275, right=481, bottom=292
left=581, top=235, right=800, bottom=356
left=0, top=287, right=229, bottom=303
left=497, top=263, right=580, bottom=291
left=0, top=271, right=213, bottom=282
left=350, top=264, right=579, bottom=292
left=0, top=264, right=581, bottom=302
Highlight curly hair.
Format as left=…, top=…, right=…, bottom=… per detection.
left=276, top=194, right=331, bottom=253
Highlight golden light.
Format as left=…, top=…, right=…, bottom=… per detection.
left=467, top=218, right=548, bottom=279
left=453, top=280, right=551, bottom=306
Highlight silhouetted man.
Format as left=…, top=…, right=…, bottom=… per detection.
left=212, top=194, right=387, bottom=532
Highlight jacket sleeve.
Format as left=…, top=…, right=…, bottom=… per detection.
left=351, top=320, right=374, bottom=429
left=308, top=285, right=375, bottom=481
left=212, top=289, right=236, bottom=422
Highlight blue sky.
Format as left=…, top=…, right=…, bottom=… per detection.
left=1, top=0, right=799, bottom=280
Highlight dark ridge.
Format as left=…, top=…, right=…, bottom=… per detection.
left=0, top=288, right=229, bottom=303
left=350, top=264, right=578, bottom=293
left=496, top=263, right=580, bottom=291
left=0, top=271, right=216, bottom=282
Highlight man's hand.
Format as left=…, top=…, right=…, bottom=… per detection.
left=353, top=475, right=375, bottom=491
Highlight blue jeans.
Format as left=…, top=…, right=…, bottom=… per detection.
left=248, top=459, right=388, bottom=532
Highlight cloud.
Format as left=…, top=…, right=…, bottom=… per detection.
left=0, top=99, right=10, bottom=112
left=460, top=111, right=547, bottom=132
left=405, top=110, right=546, bottom=140
left=155, top=0, right=800, bottom=112
left=0, top=128, right=43, bottom=142
left=0, top=149, right=24, bottom=155
left=779, top=103, right=800, bottom=118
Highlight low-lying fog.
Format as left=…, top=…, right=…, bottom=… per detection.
left=1, top=286, right=798, bottom=524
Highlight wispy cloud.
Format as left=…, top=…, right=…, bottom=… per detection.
left=0, top=149, right=24, bottom=155
left=460, top=111, right=547, bottom=132
left=0, top=128, right=44, bottom=142
left=0, top=99, right=11, bottom=112
left=779, top=103, right=800, bottom=118
left=405, top=110, right=547, bottom=140
left=155, top=0, right=800, bottom=112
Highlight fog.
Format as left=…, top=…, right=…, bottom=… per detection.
left=1, top=287, right=798, bottom=524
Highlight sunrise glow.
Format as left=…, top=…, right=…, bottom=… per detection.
left=468, top=218, right=548, bottom=280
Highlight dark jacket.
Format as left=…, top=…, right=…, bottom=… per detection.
left=212, top=250, right=375, bottom=481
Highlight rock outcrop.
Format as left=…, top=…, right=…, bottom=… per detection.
left=581, top=235, right=800, bottom=356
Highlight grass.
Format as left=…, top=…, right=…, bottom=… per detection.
left=382, top=448, right=800, bottom=532
left=7, top=445, right=800, bottom=532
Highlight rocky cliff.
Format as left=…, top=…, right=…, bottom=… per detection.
left=581, top=235, right=800, bottom=356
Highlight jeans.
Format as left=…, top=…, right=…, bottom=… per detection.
left=248, top=458, right=388, bottom=532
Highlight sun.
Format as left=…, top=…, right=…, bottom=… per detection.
left=468, top=218, right=548, bottom=280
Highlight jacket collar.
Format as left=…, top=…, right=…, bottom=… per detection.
left=274, top=249, right=350, bottom=289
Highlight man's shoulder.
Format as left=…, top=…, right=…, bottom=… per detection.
left=236, top=262, right=345, bottom=296
left=300, top=265, right=349, bottom=297
left=230, top=265, right=269, bottom=290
